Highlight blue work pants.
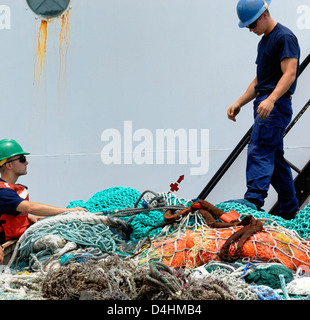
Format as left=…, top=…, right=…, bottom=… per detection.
left=244, top=94, right=299, bottom=217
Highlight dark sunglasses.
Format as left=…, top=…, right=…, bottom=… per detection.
left=6, top=155, right=27, bottom=164
left=246, top=17, right=260, bottom=29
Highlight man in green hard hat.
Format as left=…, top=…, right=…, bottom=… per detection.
left=0, top=139, right=87, bottom=263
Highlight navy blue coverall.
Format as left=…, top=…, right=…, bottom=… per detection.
left=244, top=23, right=300, bottom=219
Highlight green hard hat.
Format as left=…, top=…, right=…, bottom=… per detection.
left=0, top=139, right=30, bottom=162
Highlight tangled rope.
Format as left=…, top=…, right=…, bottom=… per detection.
left=40, top=256, right=256, bottom=300
left=42, top=255, right=141, bottom=300
left=8, top=211, right=128, bottom=270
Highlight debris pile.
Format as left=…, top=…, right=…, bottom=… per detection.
left=1, top=187, right=310, bottom=300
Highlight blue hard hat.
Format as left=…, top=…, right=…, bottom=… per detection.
left=237, top=0, right=272, bottom=28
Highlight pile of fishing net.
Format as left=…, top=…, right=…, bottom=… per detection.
left=3, top=186, right=310, bottom=300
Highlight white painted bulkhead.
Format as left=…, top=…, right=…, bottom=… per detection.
left=1, top=0, right=309, bottom=212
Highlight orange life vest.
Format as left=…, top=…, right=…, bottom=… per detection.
left=0, top=181, right=31, bottom=241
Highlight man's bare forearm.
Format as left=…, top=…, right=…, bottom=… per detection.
left=235, top=77, right=258, bottom=108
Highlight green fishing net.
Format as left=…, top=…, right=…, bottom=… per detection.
left=68, top=186, right=310, bottom=242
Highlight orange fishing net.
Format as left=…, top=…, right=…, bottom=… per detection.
left=140, top=223, right=310, bottom=271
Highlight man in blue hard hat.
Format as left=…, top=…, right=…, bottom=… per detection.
left=227, top=0, right=300, bottom=220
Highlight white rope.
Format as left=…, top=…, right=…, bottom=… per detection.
left=22, top=211, right=108, bottom=240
